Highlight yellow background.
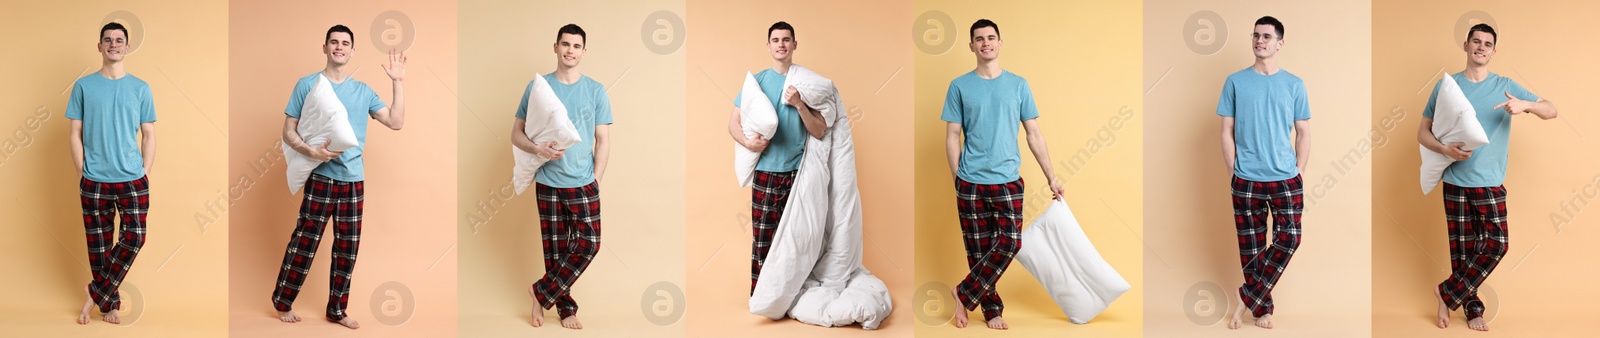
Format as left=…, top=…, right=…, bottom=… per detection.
left=456, top=0, right=688, bottom=336
left=911, top=1, right=1145, bottom=337
left=1143, top=1, right=1373, bottom=336
left=225, top=0, right=458, bottom=336
left=683, top=0, right=915, bottom=336
left=0, top=1, right=230, bottom=337
left=1371, top=1, right=1600, bottom=336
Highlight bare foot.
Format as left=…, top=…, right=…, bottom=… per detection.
left=1434, top=286, right=1449, bottom=329
left=561, top=315, right=583, bottom=330
left=334, top=316, right=360, bottom=330
left=102, top=309, right=120, bottom=324
left=78, top=285, right=94, bottom=325
left=1228, top=296, right=1247, bottom=329
left=278, top=310, right=301, bottom=323
left=1254, top=313, right=1274, bottom=329
left=985, top=316, right=1009, bottom=330
left=529, top=285, right=545, bottom=327
left=1467, top=317, right=1488, bottom=331
left=950, top=287, right=967, bottom=328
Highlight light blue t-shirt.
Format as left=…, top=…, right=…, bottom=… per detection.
left=940, top=70, right=1039, bottom=185
left=284, top=72, right=386, bottom=182
left=66, top=73, right=157, bottom=183
left=1216, top=68, right=1311, bottom=182
left=733, top=68, right=804, bottom=172
left=517, top=73, right=613, bottom=188
left=1423, top=72, right=1538, bottom=188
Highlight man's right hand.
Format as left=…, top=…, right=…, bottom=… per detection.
left=740, top=133, right=769, bottom=153
left=1440, top=142, right=1472, bottom=161
left=310, top=144, right=344, bottom=162
left=532, top=142, right=565, bottom=160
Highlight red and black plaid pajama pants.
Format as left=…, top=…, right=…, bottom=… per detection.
left=81, top=176, right=150, bottom=313
left=532, top=181, right=602, bottom=319
left=1231, top=175, right=1304, bottom=318
left=271, top=174, right=364, bottom=321
left=1438, top=183, right=1508, bottom=320
left=750, top=170, right=797, bottom=294
left=954, top=177, right=1024, bottom=321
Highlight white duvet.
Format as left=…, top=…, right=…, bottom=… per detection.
left=734, top=72, right=779, bottom=187
left=283, top=74, right=359, bottom=194
left=748, top=65, right=893, bottom=329
left=511, top=74, right=583, bottom=195
left=1014, top=199, right=1130, bottom=324
left=1419, top=76, right=1489, bottom=194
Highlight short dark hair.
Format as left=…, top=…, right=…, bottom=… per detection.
left=1255, top=16, right=1284, bottom=38
left=557, top=24, right=586, bottom=45
left=768, top=21, right=795, bottom=40
left=100, top=22, right=128, bottom=41
left=325, top=24, right=354, bottom=46
left=1467, top=23, right=1496, bottom=44
left=970, top=19, right=1000, bottom=40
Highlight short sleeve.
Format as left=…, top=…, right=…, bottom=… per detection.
left=939, top=82, right=962, bottom=123
left=140, top=84, right=157, bottom=123
left=1293, top=81, right=1310, bottom=121
left=365, top=85, right=387, bottom=117
left=594, top=83, right=613, bottom=125
left=1421, top=79, right=1441, bottom=119
left=66, top=81, right=84, bottom=120
left=284, top=78, right=310, bottom=118
left=1215, top=78, right=1236, bottom=117
left=1019, top=79, right=1039, bottom=121
left=1506, top=79, right=1539, bottom=103
left=514, top=80, right=533, bottom=120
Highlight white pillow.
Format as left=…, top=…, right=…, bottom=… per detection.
left=1015, top=199, right=1130, bottom=324
left=511, top=74, right=583, bottom=195
left=734, top=71, right=778, bottom=187
left=1419, top=76, right=1489, bottom=194
left=283, top=74, right=359, bottom=194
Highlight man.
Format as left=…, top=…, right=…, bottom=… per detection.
left=726, top=21, right=826, bottom=297
left=942, top=19, right=1064, bottom=330
left=72, top=22, right=157, bottom=326
left=270, top=24, right=407, bottom=330
left=515, top=24, right=613, bottom=330
left=1420, top=23, right=1556, bottom=332
left=1219, top=16, right=1311, bottom=330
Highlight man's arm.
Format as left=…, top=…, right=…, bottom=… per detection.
left=1221, top=117, right=1236, bottom=173
left=69, top=120, right=84, bottom=173
left=282, top=116, right=342, bottom=161
left=729, top=106, right=768, bottom=152
left=785, top=86, right=826, bottom=139
left=511, top=118, right=563, bottom=160
left=1293, top=120, right=1310, bottom=174
left=1494, top=92, right=1558, bottom=120
left=1416, top=117, right=1471, bottom=161
left=1022, top=119, right=1064, bottom=199
left=945, top=122, right=962, bottom=179
left=594, top=125, right=610, bottom=183
left=372, top=49, right=407, bottom=130
left=139, top=122, right=156, bottom=174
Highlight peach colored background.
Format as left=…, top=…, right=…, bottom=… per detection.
left=1371, top=2, right=1600, bottom=337
left=456, top=0, right=687, bottom=336
left=683, top=0, right=915, bottom=336
left=225, top=1, right=457, bottom=336
left=0, top=2, right=229, bottom=337
left=1143, top=1, right=1373, bottom=336
left=910, top=1, right=1146, bottom=337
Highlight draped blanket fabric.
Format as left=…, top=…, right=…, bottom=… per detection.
left=748, top=65, right=893, bottom=329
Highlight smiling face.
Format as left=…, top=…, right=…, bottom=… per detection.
left=1251, top=24, right=1282, bottom=59
left=1463, top=30, right=1496, bottom=66
left=554, top=33, right=585, bottom=68
left=98, top=29, right=128, bottom=63
left=969, top=26, right=1001, bottom=61
left=767, top=29, right=795, bottom=62
left=323, top=31, right=353, bottom=66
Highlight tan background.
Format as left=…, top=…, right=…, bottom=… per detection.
left=1371, top=2, right=1600, bottom=336
left=910, top=1, right=1145, bottom=337
left=456, top=0, right=688, bottom=336
left=0, top=1, right=229, bottom=337
left=225, top=0, right=457, bottom=336
left=1143, top=1, right=1373, bottom=336
left=683, top=0, right=915, bottom=336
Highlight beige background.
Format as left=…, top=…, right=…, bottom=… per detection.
left=910, top=1, right=1146, bottom=337
left=456, top=0, right=688, bottom=336
left=1143, top=1, right=1373, bottom=336
left=683, top=0, right=915, bottom=336
left=225, top=0, right=458, bottom=336
left=0, top=1, right=229, bottom=337
left=1371, top=2, right=1600, bottom=336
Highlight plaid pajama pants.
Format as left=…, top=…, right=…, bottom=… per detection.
left=271, top=174, right=364, bottom=321
left=1438, top=183, right=1508, bottom=320
left=532, top=181, right=602, bottom=319
left=81, top=176, right=150, bottom=313
left=1231, top=175, right=1303, bottom=318
left=750, top=170, right=797, bottom=294
left=954, top=177, right=1024, bottom=321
